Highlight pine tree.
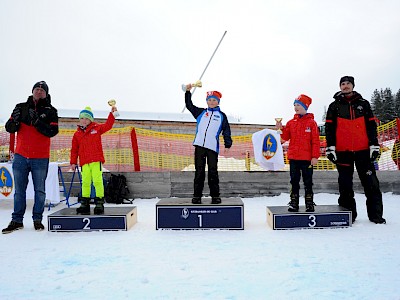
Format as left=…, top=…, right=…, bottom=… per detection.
left=382, top=88, right=395, bottom=123
left=371, top=89, right=383, bottom=122
left=395, top=89, right=400, bottom=119
left=370, top=88, right=399, bottom=123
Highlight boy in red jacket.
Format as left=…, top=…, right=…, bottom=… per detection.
left=276, top=94, right=320, bottom=212
left=70, top=105, right=118, bottom=214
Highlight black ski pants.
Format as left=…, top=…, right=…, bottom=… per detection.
left=336, top=150, right=383, bottom=220
left=289, top=160, right=314, bottom=196
left=193, top=146, right=219, bottom=198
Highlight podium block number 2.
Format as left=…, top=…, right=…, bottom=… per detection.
left=83, top=218, right=91, bottom=230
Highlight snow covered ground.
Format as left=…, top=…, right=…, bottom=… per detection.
left=1, top=192, right=400, bottom=300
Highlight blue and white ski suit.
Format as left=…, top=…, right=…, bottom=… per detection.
left=185, top=91, right=232, bottom=153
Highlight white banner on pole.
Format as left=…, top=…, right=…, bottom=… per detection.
left=252, top=129, right=285, bottom=171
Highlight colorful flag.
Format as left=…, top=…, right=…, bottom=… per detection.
left=252, top=129, right=285, bottom=171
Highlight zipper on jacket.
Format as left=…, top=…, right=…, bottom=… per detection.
left=348, top=101, right=356, bottom=150
left=349, top=103, right=355, bottom=120
left=31, top=102, right=37, bottom=126
left=202, top=110, right=214, bottom=146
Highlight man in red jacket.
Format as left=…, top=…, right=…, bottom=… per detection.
left=2, top=81, right=59, bottom=234
left=276, top=94, right=320, bottom=212
left=325, top=76, right=385, bottom=224
left=70, top=106, right=117, bottom=215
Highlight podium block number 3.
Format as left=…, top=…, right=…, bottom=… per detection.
left=308, top=215, right=316, bottom=227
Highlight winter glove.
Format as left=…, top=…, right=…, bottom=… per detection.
left=326, top=146, right=337, bottom=163
left=11, top=107, right=21, bottom=122
left=370, top=145, right=380, bottom=161
left=28, top=108, right=39, bottom=125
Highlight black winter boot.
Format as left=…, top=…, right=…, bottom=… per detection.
left=211, top=197, right=222, bottom=204
left=305, top=194, right=315, bottom=212
left=192, top=197, right=202, bottom=204
left=369, top=216, right=386, bottom=224
left=94, top=197, right=105, bottom=215
left=288, top=193, right=299, bottom=212
left=76, top=197, right=91, bottom=215
left=2, top=221, right=24, bottom=234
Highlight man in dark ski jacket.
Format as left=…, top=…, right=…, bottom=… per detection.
left=2, top=81, right=59, bottom=234
left=325, top=76, right=385, bottom=224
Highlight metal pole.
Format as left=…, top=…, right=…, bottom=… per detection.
left=182, top=31, right=227, bottom=113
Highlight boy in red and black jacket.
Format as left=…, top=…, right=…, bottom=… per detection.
left=276, top=94, right=320, bottom=212
left=325, top=76, right=385, bottom=224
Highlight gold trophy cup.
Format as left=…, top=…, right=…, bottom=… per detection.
left=108, top=99, right=120, bottom=117
left=181, top=80, right=202, bottom=92
left=275, top=118, right=283, bottom=134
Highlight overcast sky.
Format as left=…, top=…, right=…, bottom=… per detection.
left=1, top=0, right=400, bottom=125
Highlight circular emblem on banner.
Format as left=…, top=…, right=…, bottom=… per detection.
left=262, top=134, right=278, bottom=160
left=0, top=167, right=14, bottom=197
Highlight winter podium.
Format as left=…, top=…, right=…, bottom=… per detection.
left=156, top=198, right=244, bottom=230
left=267, top=205, right=352, bottom=230
left=47, top=206, right=137, bottom=232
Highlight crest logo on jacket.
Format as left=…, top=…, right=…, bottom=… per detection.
left=262, top=134, right=278, bottom=159
left=0, top=167, right=13, bottom=197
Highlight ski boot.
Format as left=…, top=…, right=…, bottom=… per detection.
left=76, top=197, right=91, bottom=215
left=211, top=197, right=222, bottom=204
left=305, top=194, right=315, bottom=212
left=94, top=197, right=105, bottom=215
left=288, top=193, right=299, bottom=212
left=192, top=197, right=202, bottom=204
left=369, top=216, right=386, bottom=224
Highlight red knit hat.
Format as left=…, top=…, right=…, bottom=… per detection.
left=206, top=91, right=222, bottom=103
left=294, top=94, right=312, bottom=110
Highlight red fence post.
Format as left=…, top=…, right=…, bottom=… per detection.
left=130, top=127, right=140, bottom=171
left=397, top=118, right=400, bottom=139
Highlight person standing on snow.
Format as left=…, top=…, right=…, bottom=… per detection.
left=2, top=81, right=59, bottom=234
left=325, top=76, right=386, bottom=224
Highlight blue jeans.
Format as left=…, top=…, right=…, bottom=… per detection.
left=12, top=154, right=49, bottom=223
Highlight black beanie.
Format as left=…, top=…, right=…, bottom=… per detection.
left=339, top=76, right=355, bottom=87
left=32, top=81, right=49, bottom=95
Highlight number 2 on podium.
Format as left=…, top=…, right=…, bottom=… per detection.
left=83, top=218, right=91, bottom=230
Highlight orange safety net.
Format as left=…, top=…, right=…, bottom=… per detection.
left=1, top=118, right=399, bottom=172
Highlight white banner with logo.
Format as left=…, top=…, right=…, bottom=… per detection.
left=252, top=129, right=285, bottom=171
left=0, top=162, right=61, bottom=204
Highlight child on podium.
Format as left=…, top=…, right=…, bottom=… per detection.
left=70, top=105, right=118, bottom=214
left=276, top=94, right=320, bottom=212
left=184, top=83, right=232, bottom=204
